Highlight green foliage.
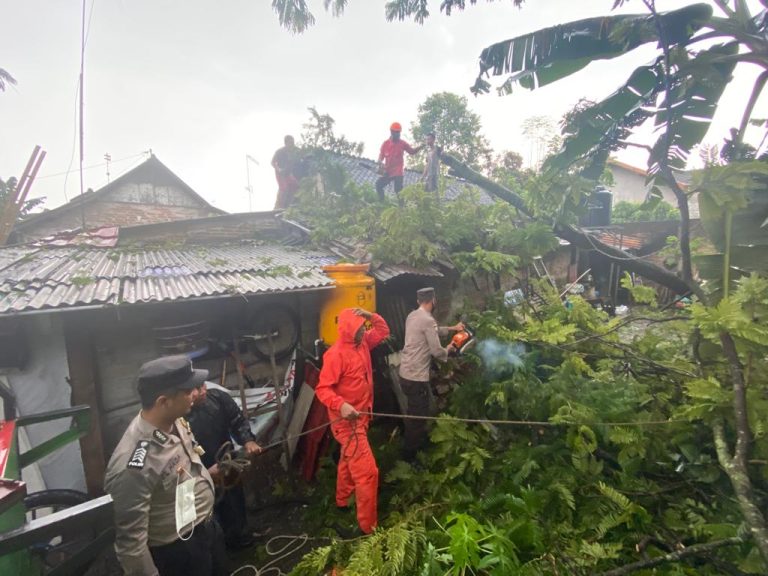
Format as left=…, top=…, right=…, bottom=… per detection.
left=287, top=152, right=380, bottom=245
left=0, top=177, right=45, bottom=221
left=272, top=0, right=527, bottom=32
left=620, top=272, right=657, bottom=306
left=411, top=92, right=492, bottom=171
left=300, top=107, right=365, bottom=156
left=612, top=199, right=680, bottom=223
left=452, top=247, right=520, bottom=279
left=472, top=4, right=712, bottom=96
left=292, top=290, right=765, bottom=574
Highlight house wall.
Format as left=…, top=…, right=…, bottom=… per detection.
left=4, top=314, right=87, bottom=491
left=16, top=181, right=221, bottom=241
left=607, top=165, right=678, bottom=205
left=606, top=164, right=700, bottom=219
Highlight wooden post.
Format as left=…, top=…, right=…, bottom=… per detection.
left=267, top=334, right=290, bottom=466
left=64, top=314, right=106, bottom=496
left=232, top=332, right=248, bottom=419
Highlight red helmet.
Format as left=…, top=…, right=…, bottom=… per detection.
left=390, top=122, right=402, bottom=132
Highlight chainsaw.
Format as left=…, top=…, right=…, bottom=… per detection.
left=450, top=325, right=476, bottom=355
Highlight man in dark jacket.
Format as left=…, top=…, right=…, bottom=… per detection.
left=187, top=382, right=262, bottom=549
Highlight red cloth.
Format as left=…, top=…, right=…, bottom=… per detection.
left=315, top=308, right=390, bottom=533
left=297, top=363, right=331, bottom=482
left=274, top=171, right=299, bottom=209
left=378, top=139, right=416, bottom=177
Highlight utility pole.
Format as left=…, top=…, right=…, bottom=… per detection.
left=104, top=153, right=111, bottom=183
left=78, top=0, right=87, bottom=230
left=0, top=146, right=46, bottom=246
left=245, top=154, right=259, bottom=212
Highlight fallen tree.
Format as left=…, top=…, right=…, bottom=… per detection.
left=440, top=152, right=700, bottom=298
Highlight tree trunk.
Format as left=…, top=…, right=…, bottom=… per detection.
left=712, top=421, right=768, bottom=564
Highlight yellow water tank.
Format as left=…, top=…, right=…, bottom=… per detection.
left=320, top=263, right=376, bottom=345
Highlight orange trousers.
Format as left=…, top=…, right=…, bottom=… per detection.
left=330, top=416, right=378, bottom=534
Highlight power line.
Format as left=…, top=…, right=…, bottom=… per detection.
left=38, top=152, right=147, bottom=180
left=62, top=0, right=96, bottom=204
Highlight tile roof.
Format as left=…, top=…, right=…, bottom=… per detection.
left=0, top=243, right=338, bottom=314
left=592, top=231, right=649, bottom=251
left=320, top=153, right=495, bottom=204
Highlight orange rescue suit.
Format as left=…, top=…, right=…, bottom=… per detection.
left=315, top=308, right=390, bottom=534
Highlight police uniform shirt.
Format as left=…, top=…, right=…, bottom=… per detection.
left=399, top=307, right=451, bottom=382
left=104, top=412, right=215, bottom=576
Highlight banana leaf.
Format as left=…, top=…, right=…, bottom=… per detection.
left=648, top=42, right=739, bottom=178
left=471, top=3, right=712, bottom=96
left=544, top=57, right=664, bottom=179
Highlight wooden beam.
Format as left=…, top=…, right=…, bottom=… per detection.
left=63, top=315, right=106, bottom=496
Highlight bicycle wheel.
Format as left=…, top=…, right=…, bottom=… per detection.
left=24, top=489, right=93, bottom=572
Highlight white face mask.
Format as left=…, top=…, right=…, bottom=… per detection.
left=175, top=470, right=197, bottom=540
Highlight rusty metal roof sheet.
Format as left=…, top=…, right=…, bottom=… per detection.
left=0, top=243, right=338, bottom=314
left=593, top=231, right=648, bottom=251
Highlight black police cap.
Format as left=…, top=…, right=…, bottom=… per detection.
left=137, top=355, right=208, bottom=396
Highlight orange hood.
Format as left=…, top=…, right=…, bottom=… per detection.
left=337, top=308, right=366, bottom=345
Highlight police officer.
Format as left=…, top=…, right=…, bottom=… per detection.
left=187, top=381, right=262, bottom=549
left=104, top=355, right=227, bottom=576
left=399, top=287, right=463, bottom=461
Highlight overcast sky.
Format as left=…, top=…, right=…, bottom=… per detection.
left=3, top=0, right=767, bottom=214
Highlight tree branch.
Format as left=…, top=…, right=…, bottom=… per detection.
left=713, top=417, right=768, bottom=563
left=596, top=537, right=744, bottom=576
left=737, top=70, right=768, bottom=148
left=719, top=332, right=750, bottom=470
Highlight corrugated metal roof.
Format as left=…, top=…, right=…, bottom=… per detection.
left=372, top=263, right=444, bottom=282
left=0, top=243, right=338, bottom=314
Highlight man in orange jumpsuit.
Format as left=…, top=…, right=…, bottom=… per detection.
left=315, top=307, right=390, bottom=534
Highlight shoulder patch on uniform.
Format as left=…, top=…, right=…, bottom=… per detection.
left=152, top=429, right=169, bottom=444
left=127, top=440, right=150, bottom=469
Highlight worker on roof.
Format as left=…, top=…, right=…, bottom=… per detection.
left=271, top=135, right=302, bottom=209
left=376, top=122, right=423, bottom=203
left=315, top=307, right=390, bottom=535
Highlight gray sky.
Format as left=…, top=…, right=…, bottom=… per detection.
left=2, top=0, right=767, bottom=214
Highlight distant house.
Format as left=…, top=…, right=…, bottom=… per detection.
left=606, top=159, right=698, bottom=218
left=11, top=154, right=225, bottom=243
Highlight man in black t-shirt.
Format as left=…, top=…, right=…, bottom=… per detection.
left=187, top=382, right=262, bottom=550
